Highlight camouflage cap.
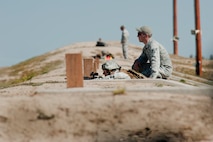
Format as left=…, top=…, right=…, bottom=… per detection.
left=102, top=60, right=121, bottom=70
left=136, top=26, right=152, bottom=36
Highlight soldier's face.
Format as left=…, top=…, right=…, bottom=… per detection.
left=137, top=32, right=147, bottom=43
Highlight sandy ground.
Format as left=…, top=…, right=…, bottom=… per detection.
left=0, top=41, right=213, bottom=142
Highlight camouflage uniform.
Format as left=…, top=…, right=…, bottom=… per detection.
left=121, top=27, right=129, bottom=59
left=103, top=70, right=131, bottom=79
left=102, top=60, right=131, bottom=79
left=134, top=38, right=172, bottom=79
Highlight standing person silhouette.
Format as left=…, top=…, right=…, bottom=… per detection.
left=120, top=25, right=129, bottom=59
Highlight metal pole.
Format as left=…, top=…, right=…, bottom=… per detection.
left=173, top=0, right=178, bottom=55
left=194, top=0, right=202, bottom=76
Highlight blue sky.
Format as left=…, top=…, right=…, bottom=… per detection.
left=0, top=0, right=212, bottom=67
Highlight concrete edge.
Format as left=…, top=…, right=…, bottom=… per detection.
left=85, top=79, right=195, bottom=88
left=35, top=87, right=213, bottom=96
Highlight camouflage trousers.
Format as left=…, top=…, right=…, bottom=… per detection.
left=136, top=63, right=172, bottom=79
left=122, top=43, right=128, bottom=59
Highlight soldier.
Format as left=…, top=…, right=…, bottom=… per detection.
left=120, top=25, right=129, bottom=59
left=132, top=26, right=172, bottom=79
left=96, top=38, right=107, bottom=47
left=102, top=60, right=131, bottom=79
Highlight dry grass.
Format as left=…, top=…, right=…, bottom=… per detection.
left=170, top=55, right=213, bottom=84
left=0, top=52, right=63, bottom=89
left=0, top=45, right=212, bottom=88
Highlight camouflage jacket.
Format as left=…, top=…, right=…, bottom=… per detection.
left=137, top=38, right=173, bottom=79
left=103, top=70, right=131, bottom=79
left=121, top=29, right=129, bottom=44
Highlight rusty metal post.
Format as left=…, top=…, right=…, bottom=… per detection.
left=173, top=0, right=178, bottom=55
left=65, top=53, right=83, bottom=88
left=83, top=58, right=94, bottom=77
left=194, top=0, right=202, bottom=76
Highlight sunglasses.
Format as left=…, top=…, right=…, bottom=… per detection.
left=137, top=32, right=146, bottom=37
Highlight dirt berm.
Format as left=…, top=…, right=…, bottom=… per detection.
left=0, top=79, right=212, bottom=142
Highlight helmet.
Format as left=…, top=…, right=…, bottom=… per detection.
left=102, top=60, right=121, bottom=70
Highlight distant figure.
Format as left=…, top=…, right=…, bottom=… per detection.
left=132, top=25, right=173, bottom=79
left=101, top=50, right=114, bottom=60
left=96, top=38, right=106, bottom=47
left=102, top=60, right=131, bottom=79
left=120, top=25, right=129, bottom=59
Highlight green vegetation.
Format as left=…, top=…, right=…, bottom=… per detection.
left=155, top=83, right=164, bottom=87
left=113, top=87, right=126, bottom=95
left=0, top=60, right=62, bottom=89
left=180, top=79, right=186, bottom=83
left=0, top=51, right=63, bottom=89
